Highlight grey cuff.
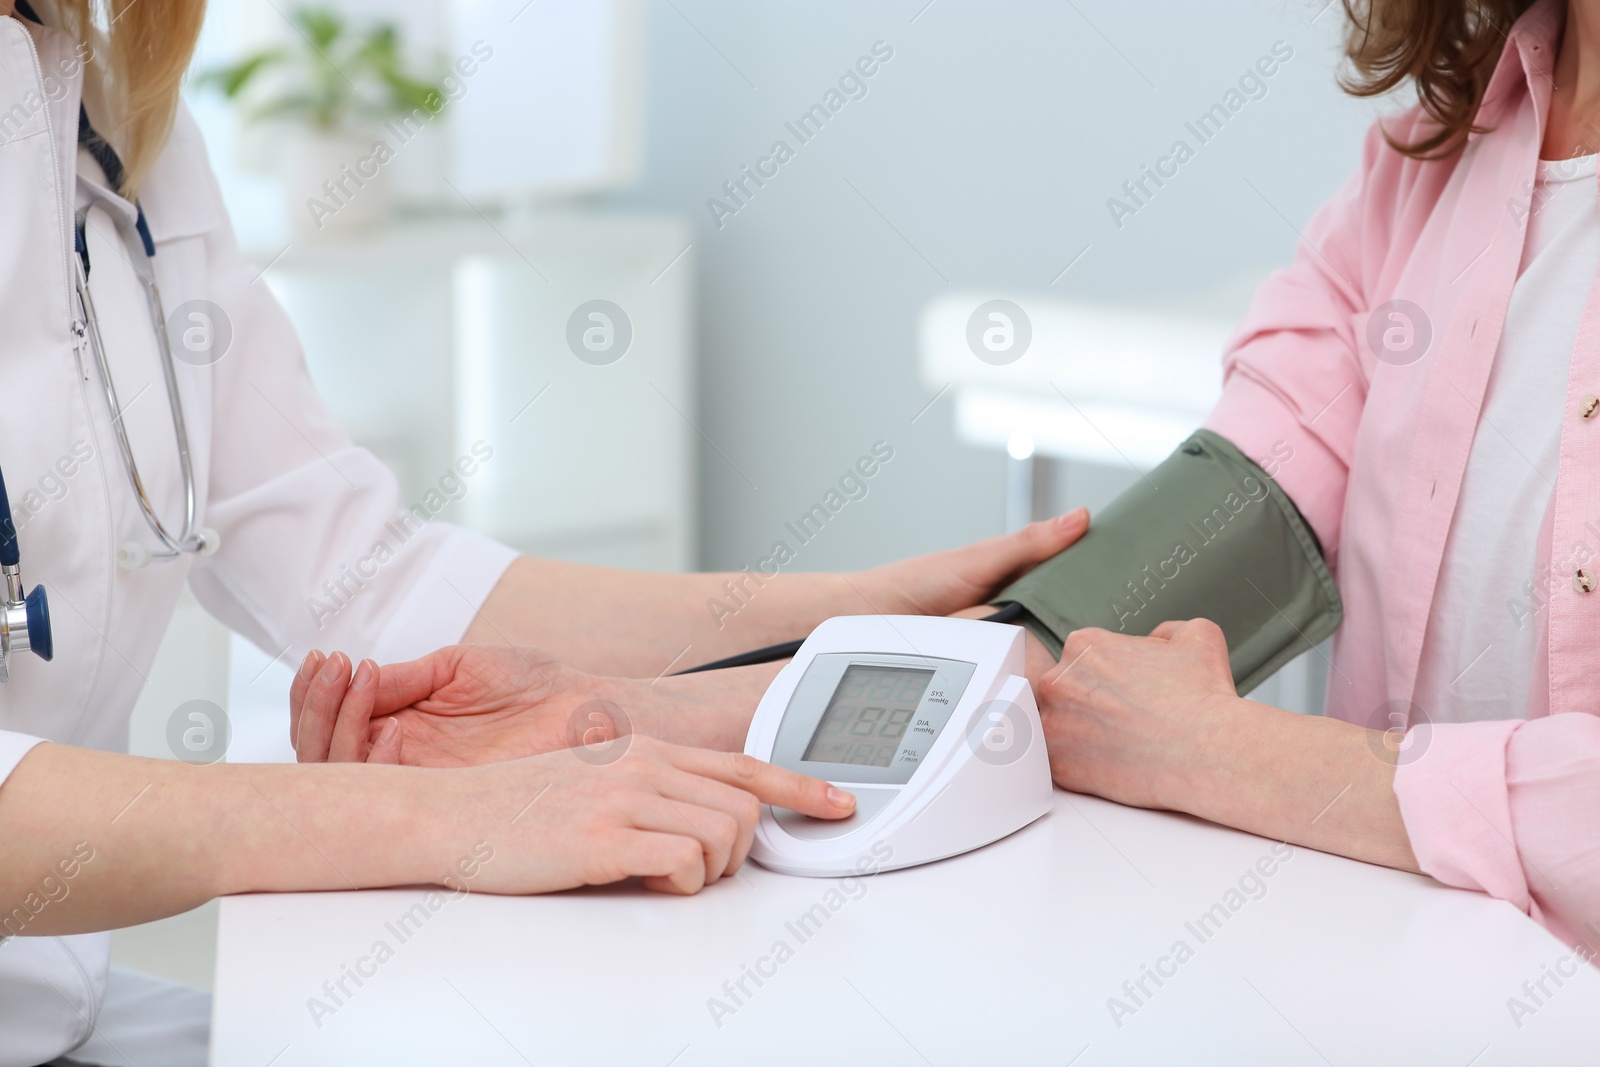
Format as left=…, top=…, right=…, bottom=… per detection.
left=993, top=429, right=1341, bottom=695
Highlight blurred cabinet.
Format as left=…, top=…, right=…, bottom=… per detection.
left=254, top=211, right=696, bottom=571
left=918, top=291, right=1231, bottom=470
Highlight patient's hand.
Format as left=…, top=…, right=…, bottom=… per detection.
left=290, top=647, right=596, bottom=766
left=290, top=646, right=771, bottom=767
left=1035, top=619, right=1239, bottom=808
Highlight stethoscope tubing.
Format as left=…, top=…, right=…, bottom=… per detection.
left=73, top=218, right=205, bottom=562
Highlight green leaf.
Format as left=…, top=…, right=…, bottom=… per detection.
left=294, top=6, right=344, bottom=51
left=378, top=69, right=443, bottom=114
left=244, top=93, right=320, bottom=126
left=203, top=5, right=453, bottom=129
left=194, top=49, right=289, bottom=98
left=360, top=23, right=400, bottom=63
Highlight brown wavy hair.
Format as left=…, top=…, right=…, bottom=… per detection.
left=1339, top=0, right=1539, bottom=158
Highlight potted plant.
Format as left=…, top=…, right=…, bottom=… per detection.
left=198, top=7, right=443, bottom=238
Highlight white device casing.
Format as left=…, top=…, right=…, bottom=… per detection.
left=746, top=615, right=1053, bottom=877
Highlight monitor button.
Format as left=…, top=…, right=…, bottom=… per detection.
left=771, top=787, right=898, bottom=840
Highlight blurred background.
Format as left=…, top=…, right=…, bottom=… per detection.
left=119, top=0, right=1381, bottom=987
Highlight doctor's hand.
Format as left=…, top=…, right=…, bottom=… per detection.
left=852, top=507, right=1089, bottom=617
left=1035, top=619, right=1240, bottom=811
left=457, top=737, right=855, bottom=895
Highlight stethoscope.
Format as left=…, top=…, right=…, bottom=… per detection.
left=73, top=107, right=220, bottom=571
left=0, top=473, right=51, bottom=684
left=1, top=15, right=218, bottom=682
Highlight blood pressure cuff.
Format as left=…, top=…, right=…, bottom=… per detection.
left=992, top=429, right=1341, bottom=696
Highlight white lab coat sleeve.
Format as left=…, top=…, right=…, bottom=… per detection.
left=0, top=730, right=44, bottom=788
left=0, top=733, right=104, bottom=1067
left=158, top=111, right=517, bottom=665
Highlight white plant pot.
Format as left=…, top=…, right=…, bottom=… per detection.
left=283, top=129, right=394, bottom=240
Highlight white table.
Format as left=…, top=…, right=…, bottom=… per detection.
left=212, top=791, right=1600, bottom=1066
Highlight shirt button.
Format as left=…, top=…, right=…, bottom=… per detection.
left=1582, top=394, right=1600, bottom=419
left=1577, top=569, right=1597, bottom=593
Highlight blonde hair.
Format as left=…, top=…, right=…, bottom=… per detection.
left=51, top=0, right=207, bottom=197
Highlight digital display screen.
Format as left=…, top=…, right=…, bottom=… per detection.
left=801, top=665, right=934, bottom=767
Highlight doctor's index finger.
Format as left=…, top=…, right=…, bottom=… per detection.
left=661, top=744, right=855, bottom=820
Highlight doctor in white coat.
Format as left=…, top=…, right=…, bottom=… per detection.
left=0, top=2, right=1087, bottom=1062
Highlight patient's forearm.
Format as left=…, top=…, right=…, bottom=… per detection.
left=0, top=745, right=450, bottom=935
left=1170, top=697, right=1419, bottom=873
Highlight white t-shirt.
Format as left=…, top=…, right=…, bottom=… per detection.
left=1412, top=153, right=1598, bottom=722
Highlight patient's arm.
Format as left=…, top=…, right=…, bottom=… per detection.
left=991, top=431, right=1341, bottom=696
left=301, top=595, right=1074, bottom=770
left=463, top=511, right=1087, bottom=679
left=1037, top=618, right=1418, bottom=873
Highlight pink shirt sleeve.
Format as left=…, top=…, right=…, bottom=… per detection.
left=1197, top=110, right=1600, bottom=948
left=1393, top=715, right=1600, bottom=950
left=1203, top=121, right=1402, bottom=562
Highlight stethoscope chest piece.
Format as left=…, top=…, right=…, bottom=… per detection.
left=117, top=527, right=221, bottom=570
left=0, top=468, right=53, bottom=684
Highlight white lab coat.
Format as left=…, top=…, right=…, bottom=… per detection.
left=0, top=16, right=516, bottom=1065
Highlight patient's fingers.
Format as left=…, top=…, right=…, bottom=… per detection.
left=328, top=659, right=380, bottom=763
left=368, top=652, right=457, bottom=714
left=295, top=652, right=351, bottom=762
left=288, top=650, right=326, bottom=751
left=296, top=651, right=448, bottom=763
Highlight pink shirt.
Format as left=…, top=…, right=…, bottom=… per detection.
left=1206, top=0, right=1600, bottom=953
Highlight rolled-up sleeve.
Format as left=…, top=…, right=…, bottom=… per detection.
left=1394, top=715, right=1600, bottom=950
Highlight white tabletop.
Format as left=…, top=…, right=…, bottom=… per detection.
left=212, top=790, right=1600, bottom=1066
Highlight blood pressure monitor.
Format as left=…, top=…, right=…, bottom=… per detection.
left=745, top=615, right=1053, bottom=876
